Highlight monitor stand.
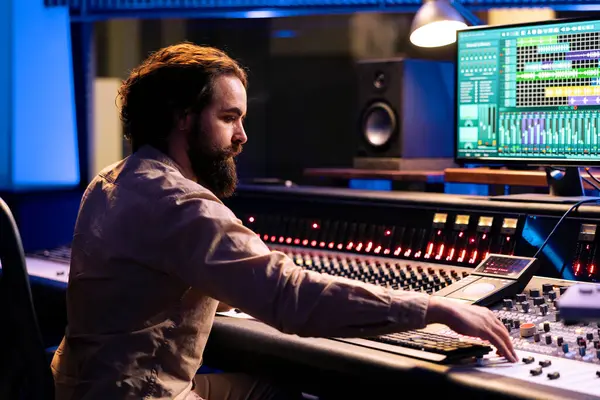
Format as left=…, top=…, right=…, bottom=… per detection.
left=490, top=167, right=598, bottom=204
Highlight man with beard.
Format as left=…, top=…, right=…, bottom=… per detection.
left=51, top=43, right=517, bottom=400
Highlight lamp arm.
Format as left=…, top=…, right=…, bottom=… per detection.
left=450, top=0, right=483, bottom=26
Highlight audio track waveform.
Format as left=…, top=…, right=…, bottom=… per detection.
left=517, top=68, right=600, bottom=81
left=515, top=33, right=600, bottom=107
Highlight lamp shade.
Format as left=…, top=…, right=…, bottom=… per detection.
left=410, top=0, right=468, bottom=48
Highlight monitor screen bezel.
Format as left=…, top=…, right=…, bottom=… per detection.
left=454, top=16, right=600, bottom=167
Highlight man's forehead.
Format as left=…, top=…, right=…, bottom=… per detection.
left=211, top=76, right=247, bottom=111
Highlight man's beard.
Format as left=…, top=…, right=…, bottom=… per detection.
left=187, top=128, right=241, bottom=199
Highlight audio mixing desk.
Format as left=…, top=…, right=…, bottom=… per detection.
left=18, top=244, right=600, bottom=399
left=14, top=185, right=600, bottom=399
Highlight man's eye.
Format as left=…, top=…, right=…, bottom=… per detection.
left=224, top=116, right=237, bottom=122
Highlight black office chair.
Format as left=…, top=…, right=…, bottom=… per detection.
left=0, top=197, right=55, bottom=399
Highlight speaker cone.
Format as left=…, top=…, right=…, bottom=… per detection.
left=362, top=102, right=396, bottom=147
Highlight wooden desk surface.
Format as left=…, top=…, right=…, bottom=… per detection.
left=303, top=167, right=600, bottom=190
left=303, top=168, right=445, bottom=183
left=444, top=167, right=600, bottom=189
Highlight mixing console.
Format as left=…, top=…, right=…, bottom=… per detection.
left=19, top=186, right=600, bottom=399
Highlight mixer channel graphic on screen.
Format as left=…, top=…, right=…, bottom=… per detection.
left=456, top=18, right=600, bottom=162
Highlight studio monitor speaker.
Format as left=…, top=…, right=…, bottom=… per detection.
left=354, top=58, right=457, bottom=170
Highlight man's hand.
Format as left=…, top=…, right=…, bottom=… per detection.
left=426, top=296, right=518, bottom=363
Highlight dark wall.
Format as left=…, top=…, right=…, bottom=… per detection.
left=94, top=12, right=459, bottom=185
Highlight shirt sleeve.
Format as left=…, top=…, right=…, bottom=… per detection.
left=159, top=191, right=431, bottom=338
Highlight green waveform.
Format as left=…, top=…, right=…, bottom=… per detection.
left=516, top=67, right=600, bottom=81
left=517, top=35, right=558, bottom=47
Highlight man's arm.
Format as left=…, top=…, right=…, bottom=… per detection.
left=160, top=193, right=517, bottom=361
left=160, top=194, right=429, bottom=338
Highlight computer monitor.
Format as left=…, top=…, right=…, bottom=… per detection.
left=455, top=17, right=600, bottom=199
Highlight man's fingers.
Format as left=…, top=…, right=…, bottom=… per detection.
left=485, top=329, right=517, bottom=363
left=490, top=314, right=518, bottom=362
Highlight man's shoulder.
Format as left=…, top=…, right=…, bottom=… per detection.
left=91, top=152, right=222, bottom=209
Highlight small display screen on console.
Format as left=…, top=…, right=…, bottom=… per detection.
left=475, top=256, right=532, bottom=278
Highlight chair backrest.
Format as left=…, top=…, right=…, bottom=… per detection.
left=0, top=197, right=54, bottom=399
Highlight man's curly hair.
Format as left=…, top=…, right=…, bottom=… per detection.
left=118, top=42, right=248, bottom=152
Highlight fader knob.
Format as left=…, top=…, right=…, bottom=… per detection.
left=513, top=320, right=521, bottom=329
left=530, top=367, right=543, bottom=376
left=521, top=302, right=530, bottom=313
left=540, top=304, right=549, bottom=316
left=542, top=283, right=553, bottom=294
left=580, top=346, right=587, bottom=357
left=534, top=333, right=541, bottom=342
left=547, top=372, right=560, bottom=380
left=522, top=356, right=535, bottom=364
left=587, top=333, right=594, bottom=341
left=516, top=293, right=527, bottom=303
left=594, top=340, right=600, bottom=349
left=545, top=335, right=552, bottom=345
left=543, top=322, right=550, bottom=332
left=548, top=291, right=557, bottom=301
left=530, top=289, right=541, bottom=298
left=557, top=337, right=564, bottom=346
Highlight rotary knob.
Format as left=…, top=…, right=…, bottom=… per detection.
left=516, top=293, right=527, bottom=303
left=542, top=283, right=554, bottom=293
left=520, top=323, right=536, bottom=338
